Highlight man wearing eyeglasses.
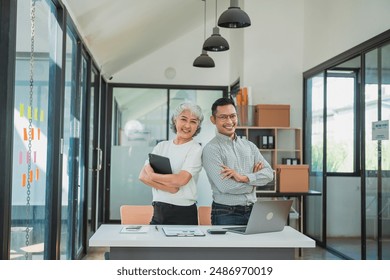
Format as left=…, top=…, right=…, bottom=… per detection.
left=202, top=97, right=274, bottom=225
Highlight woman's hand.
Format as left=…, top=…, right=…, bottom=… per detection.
left=144, top=164, right=155, bottom=178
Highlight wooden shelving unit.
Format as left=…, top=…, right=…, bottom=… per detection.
left=236, top=126, right=302, bottom=169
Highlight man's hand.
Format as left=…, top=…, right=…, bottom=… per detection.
left=220, top=165, right=249, bottom=183
left=253, top=161, right=264, bottom=173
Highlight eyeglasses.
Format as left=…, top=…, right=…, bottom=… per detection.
left=215, top=114, right=237, bottom=121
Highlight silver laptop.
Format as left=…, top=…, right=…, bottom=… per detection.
left=224, top=199, right=293, bottom=235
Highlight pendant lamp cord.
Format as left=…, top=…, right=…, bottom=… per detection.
left=25, top=0, right=36, bottom=260
left=215, top=0, right=218, bottom=26
left=203, top=0, right=206, bottom=41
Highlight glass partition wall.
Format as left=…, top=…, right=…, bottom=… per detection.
left=11, top=0, right=58, bottom=260
left=304, top=31, right=390, bottom=260
left=364, top=44, right=390, bottom=260
left=6, top=0, right=102, bottom=260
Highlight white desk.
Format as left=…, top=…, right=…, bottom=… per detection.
left=90, top=225, right=315, bottom=260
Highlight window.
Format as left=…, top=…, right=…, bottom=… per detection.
left=326, top=71, right=357, bottom=173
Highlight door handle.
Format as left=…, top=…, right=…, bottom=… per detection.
left=89, top=147, right=102, bottom=171
left=97, top=147, right=102, bottom=171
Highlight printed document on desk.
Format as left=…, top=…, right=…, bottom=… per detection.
left=162, top=227, right=205, bottom=237
left=120, top=226, right=150, bottom=234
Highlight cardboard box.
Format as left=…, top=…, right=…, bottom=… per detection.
left=276, top=164, right=309, bottom=192
left=255, top=104, right=290, bottom=127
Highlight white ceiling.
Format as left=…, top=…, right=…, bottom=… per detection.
left=63, top=0, right=228, bottom=77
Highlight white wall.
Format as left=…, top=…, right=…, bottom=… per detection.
left=303, top=0, right=390, bottom=71
left=113, top=19, right=231, bottom=86
left=242, top=0, right=305, bottom=128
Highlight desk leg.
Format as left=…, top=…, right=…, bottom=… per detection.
left=298, top=196, right=303, bottom=257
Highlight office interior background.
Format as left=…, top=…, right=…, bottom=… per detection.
left=0, top=0, right=389, bottom=260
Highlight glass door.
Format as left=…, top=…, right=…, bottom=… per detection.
left=73, top=53, right=88, bottom=259
left=325, top=57, right=361, bottom=259
left=86, top=65, right=100, bottom=246
left=364, top=43, right=390, bottom=260
left=60, top=26, right=78, bottom=259
left=304, top=73, right=325, bottom=243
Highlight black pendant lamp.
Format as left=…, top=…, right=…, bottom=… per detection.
left=203, top=0, right=229, bottom=52
left=194, top=0, right=215, bottom=68
left=218, top=0, right=251, bottom=28
left=193, top=50, right=215, bottom=68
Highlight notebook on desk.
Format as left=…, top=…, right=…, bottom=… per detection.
left=224, top=199, right=293, bottom=235
left=162, top=227, right=205, bottom=237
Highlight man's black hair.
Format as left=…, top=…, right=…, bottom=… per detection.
left=211, top=97, right=236, bottom=116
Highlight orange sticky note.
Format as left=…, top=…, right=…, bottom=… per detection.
left=29, top=170, right=33, bottom=183
left=36, top=169, right=39, bottom=181
left=38, top=128, right=41, bottom=140
left=31, top=128, right=34, bottom=140
left=23, top=128, right=28, bottom=141
left=22, top=174, right=26, bottom=187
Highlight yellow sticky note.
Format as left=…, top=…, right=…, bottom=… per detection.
left=34, top=108, right=38, bottom=120
left=20, top=104, right=25, bottom=117
left=27, top=106, right=32, bottom=119
left=40, top=110, right=44, bottom=122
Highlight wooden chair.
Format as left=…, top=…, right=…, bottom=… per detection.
left=198, top=206, right=211, bottom=225
left=119, top=205, right=153, bottom=225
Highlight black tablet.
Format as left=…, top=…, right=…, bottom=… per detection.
left=148, top=153, right=173, bottom=174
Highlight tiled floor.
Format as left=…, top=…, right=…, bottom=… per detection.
left=82, top=246, right=343, bottom=260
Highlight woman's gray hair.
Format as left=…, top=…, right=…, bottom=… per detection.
left=170, top=102, right=204, bottom=136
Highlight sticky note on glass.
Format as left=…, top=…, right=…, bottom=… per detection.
left=36, top=168, right=39, bottom=181
left=29, top=170, right=33, bottom=183
left=20, top=104, right=25, bottom=117
left=27, top=106, right=32, bottom=119
left=40, top=110, right=44, bottom=122
left=23, top=128, right=28, bottom=141
left=22, top=174, right=26, bottom=187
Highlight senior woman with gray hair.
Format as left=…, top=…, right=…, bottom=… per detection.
left=139, top=102, right=204, bottom=225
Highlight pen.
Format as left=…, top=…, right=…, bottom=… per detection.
left=155, top=225, right=159, bottom=232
